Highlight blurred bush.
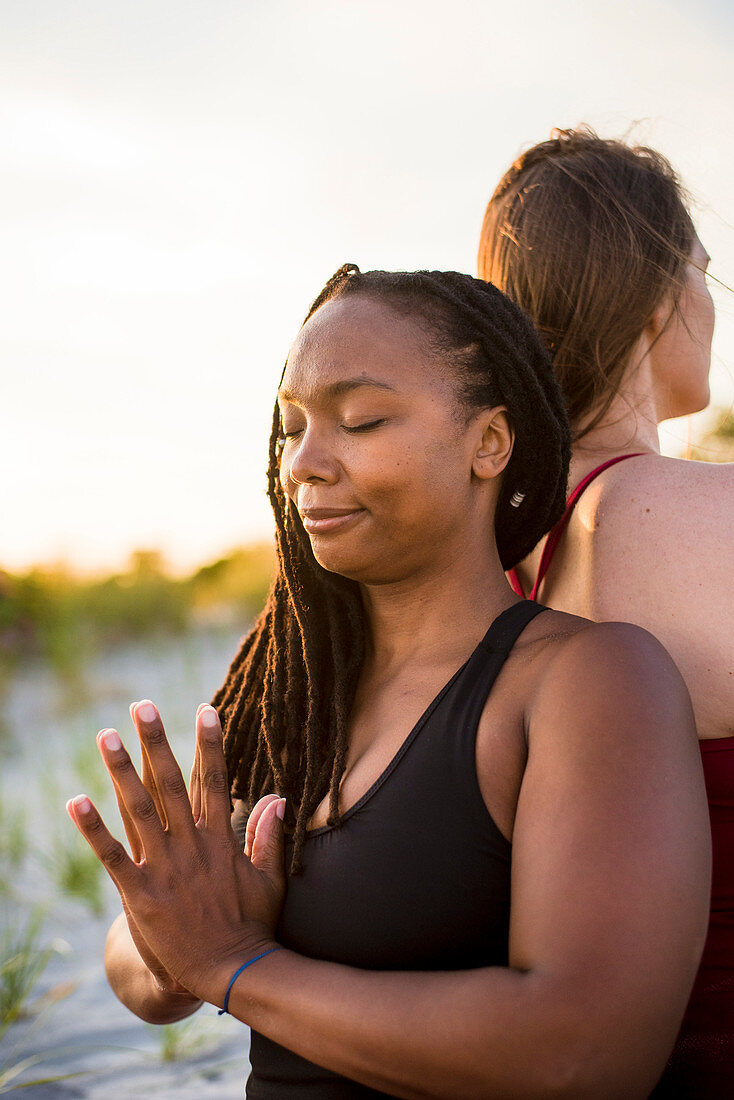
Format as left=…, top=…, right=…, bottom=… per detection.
left=0, top=543, right=275, bottom=672
left=689, top=407, right=734, bottom=463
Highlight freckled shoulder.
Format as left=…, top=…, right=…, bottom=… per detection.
left=575, top=453, right=733, bottom=543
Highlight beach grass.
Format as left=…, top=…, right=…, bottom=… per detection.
left=0, top=908, right=56, bottom=1041
left=52, top=832, right=106, bottom=917
left=0, top=804, right=27, bottom=899
left=148, top=1018, right=221, bottom=1063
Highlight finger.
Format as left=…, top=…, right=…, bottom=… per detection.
left=245, top=794, right=281, bottom=859
left=189, top=704, right=209, bottom=825
left=66, top=792, right=136, bottom=890
left=103, top=727, right=144, bottom=862
left=131, top=699, right=167, bottom=828
left=250, top=797, right=286, bottom=888
left=189, top=741, right=202, bottom=824
left=131, top=703, right=195, bottom=838
left=96, top=728, right=169, bottom=856
left=196, top=705, right=231, bottom=832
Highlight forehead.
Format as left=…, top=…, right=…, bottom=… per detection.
left=280, top=295, right=452, bottom=402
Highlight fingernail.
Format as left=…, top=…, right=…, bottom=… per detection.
left=100, top=729, right=122, bottom=751
left=73, top=795, right=91, bottom=814
left=276, top=798, right=286, bottom=821
left=136, top=702, right=156, bottom=723
left=200, top=706, right=219, bottom=729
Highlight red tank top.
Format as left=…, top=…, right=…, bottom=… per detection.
left=508, top=452, right=734, bottom=1095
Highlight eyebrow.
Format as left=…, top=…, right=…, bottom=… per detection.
left=278, top=376, right=398, bottom=403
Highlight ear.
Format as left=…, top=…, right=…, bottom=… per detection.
left=472, top=406, right=514, bottom=481
left=645, top=293, right=675, bottom=342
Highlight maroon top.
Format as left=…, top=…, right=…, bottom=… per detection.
left=652, top=736, right=734, bottom=1096
left=508, top=452, right=734, bottom=1094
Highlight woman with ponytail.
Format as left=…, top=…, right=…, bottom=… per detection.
left=69, top=265, right=709, bottom=1098
left=479, top=126, right=734, bottom=1095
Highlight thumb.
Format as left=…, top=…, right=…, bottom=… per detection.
left=250, top=797, right=286, bottom=887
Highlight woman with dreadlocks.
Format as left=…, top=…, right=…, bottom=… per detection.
left=69, top=265, right=709, bottom=1098
left=478, top=127, right=734, bottom=1096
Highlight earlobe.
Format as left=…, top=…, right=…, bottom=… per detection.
left=472, top=407, right=514, bottom=481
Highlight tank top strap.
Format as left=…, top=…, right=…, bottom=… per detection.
left=459, top=600, right=548, bottom=699
left=431, top=600, right=548, bottom=843
left=507, top=453, right=644, bottom=600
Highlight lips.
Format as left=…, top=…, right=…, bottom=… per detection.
left=298, top=506, right=366, bottom=535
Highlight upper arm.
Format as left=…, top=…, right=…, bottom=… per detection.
left=590, top=461, right=734, bottom=737
left=509, top=623, right=711, bottom=1092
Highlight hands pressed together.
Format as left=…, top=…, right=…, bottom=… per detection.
left=66, top=701, right=286, bottom=1011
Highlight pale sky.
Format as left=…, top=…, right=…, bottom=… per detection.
left=2, top=0, right=732, bottom=574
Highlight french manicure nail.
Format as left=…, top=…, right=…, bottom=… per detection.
left=136, top=703, right=156, bottom=723
left=200, top=706, right=219, bottom=729
left=276, top=799, right=286, bottom=820
left=101, top=729, right=122, bottom=751
left=73, top=795, right=91, bottom=814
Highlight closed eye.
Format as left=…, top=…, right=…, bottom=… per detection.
left=343, top=419, right=386, bottom=434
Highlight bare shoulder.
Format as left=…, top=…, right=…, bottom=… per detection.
left=555, top=455, right=733, bottom=739
left=579, top=453, right=733, bottom=547
left=520, top=611, right=696, bottom=749
left=514, top=607, right=684, bottom=690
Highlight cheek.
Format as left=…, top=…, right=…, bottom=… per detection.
left=363, top=438, right=471, bottom=532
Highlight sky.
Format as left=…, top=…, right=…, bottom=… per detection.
left=2, top=0, right=732, bottom=575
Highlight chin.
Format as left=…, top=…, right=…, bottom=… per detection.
left=310, top=540, right=409, bottom=587
left=309, top=540, right=372, bottom=583
left=681, top=384, right=711, bottom=418
left=663, top=377, right=711, bottom=420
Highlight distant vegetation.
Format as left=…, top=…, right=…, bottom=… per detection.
left=0, top=544, right=275, bottom=673
left=689, top=407, right=734, bottom=463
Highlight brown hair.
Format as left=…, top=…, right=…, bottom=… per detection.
left=214, top=265, right=570, bottom=871
left=478, top=126, right=695, bottom=438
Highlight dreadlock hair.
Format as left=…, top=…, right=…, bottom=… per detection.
left=213, top=264, right=570, bottom=872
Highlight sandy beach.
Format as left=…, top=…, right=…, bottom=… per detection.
left=1, top=626, right=255, bottom=1097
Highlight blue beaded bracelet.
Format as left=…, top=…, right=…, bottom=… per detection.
left=218, top=947, right=281, bottom=1016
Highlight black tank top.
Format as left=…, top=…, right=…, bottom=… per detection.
left=247, top=600, right=547, bottom=1099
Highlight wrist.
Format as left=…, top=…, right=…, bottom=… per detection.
left=203, top=927, right=280, bottom=1013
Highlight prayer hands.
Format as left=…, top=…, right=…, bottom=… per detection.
left=67, top=701, right=286, bottom=1009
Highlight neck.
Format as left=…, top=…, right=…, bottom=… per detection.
left=360, top=542, right=514, bottom=675
left=571, top=356, right=662, bottom=480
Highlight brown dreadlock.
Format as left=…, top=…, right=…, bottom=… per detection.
left=212, top=265, right=571, bottom=871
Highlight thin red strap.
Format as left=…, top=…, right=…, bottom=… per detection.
left=508, top=453, right=644, bottom=601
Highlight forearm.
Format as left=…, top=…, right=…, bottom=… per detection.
left=104, top=913, right=202, bottom=1025
left=216, top=949, right=658, bottom=1100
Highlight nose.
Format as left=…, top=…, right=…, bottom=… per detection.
left=282, top=425, right=339, bottom=489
